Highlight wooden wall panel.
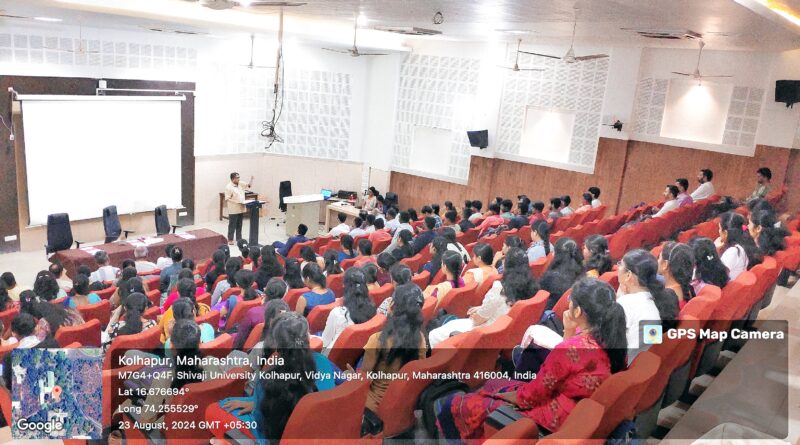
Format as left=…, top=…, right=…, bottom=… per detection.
left=618, top=142, right=791, bottom=210
left=783, top=150, right=800, bottom=215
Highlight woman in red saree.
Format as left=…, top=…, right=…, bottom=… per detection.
left=436, top=278, right=628, bottom=441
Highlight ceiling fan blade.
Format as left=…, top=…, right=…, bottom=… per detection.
left=321, top=47, right=351, bottom=54
left=698, top=75, right=733, bottom=78
left=355, top=52, right=388, bottom=56
left=518, top=51, right=561, bottom=60
left=240, top=64, right=276, bottom=69
left=574, top=54, right=608, bottom=61
left=671, top=72, right=693, bottom=76
left=517, top=68, right=546, bottom=71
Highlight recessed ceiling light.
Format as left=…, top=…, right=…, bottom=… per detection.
left=238, top=0, right=253, bottom=6
left=357, top=13, right=368, bottom=26
left=34, top=16, right=63, bottom=22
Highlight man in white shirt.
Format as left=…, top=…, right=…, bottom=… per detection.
left=588, top=186, right=602, bottom=208
left=384, top=208, right=400, bottom=234
left=11, top=313, right=41, bottom=348
left=384, top=211, right=414, bottom=253
left=329, top=212, right=351, bottom=237
left=225, top=172, right=251, bottom=245
left=89, top=251, right=120, bottom=283
left=48, top=262, right=72, bottom=292
left=690, top=168, right=715, bottom=201
left=653, top=185, right=680, bottom=218
left=133, top=245, right=158, bottom=274
left=560, top=195, right=574, bottom=216
left=349, top=217, right=367, bottom=239
left=156, top=244, right=175, bottom=270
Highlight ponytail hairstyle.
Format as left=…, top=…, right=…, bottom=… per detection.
left=118, top=292, right=149, bottom=336
left=750, top=209, right=788, bottom=256
left=177, top=278, right=200, bottom=313
left=719, top=211, right=762, bottom=267
left=440, top=250, right=463, bottom=287
left=340, top=235, right=355, bottom=256
left=322, top=250, right=343, bottom=276
left=504, top=235, right=524, bottom=250
left=584, top=234, right=612, bottom=275
left=248, top=245, right=262, bottom=268
left=282, top=259, right=305, bottom=289
left=225, top=257, right=243, bottom=287
left=262, top=299, right=290, bottom=342
left=569, top=278, right=628, bottom=373
left=237, top=239, right=250, bottom=259
left=397, top=229, right=413, bottom=247
left=472, top=243, right=494, bottom=267
left=0, top=286, right=13, bottom=312
left=621, top=249, right=678, bottom=329
left=362, top=262, right=379, bottom=286
left=389, top=264, right=412, bottom=286
left=301, top=262, right=327, bottom=289
left=181, top=259, right=195, bottom=273
left=500, top=247, right=539, bottom=304
left=172, top=297, right=196, bottom=320
left=264, top=277, right=288, bottom=301
left=660, top=242, right=696, bottom=304
left=688, top=237, right=730, bottom=289
left=235, top=269, right=258, bottom=301
left=258, top=312, right=317, bottom=441
left=531, top=219, right=551, bottom=255
left=342, top=268, right=376, bottom=324
left=547, top=237, right=584, bottom=283
left=300, top=246, right=317, bottom=265
left=119, top=277, right=145, bottom=302
left=170, top=319, right=203, bottom=389
left=378, top=283, right=424, bottom=368
left=377, top=252, right=398, bottom=273
left=209, top=249, right=227, bottom=277
left=257, top=245, right=285, bottom=290
left=428, top=236, right=450, bottom=277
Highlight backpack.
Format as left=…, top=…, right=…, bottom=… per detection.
left=418, top=378, right=469, bottom=437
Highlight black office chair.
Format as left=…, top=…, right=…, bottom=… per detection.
left=279, top=181, right=292, bottom=213
left=44, top=213, right=83, bottom=255
left=154, top=205, right=183, bottom=236
left=103, top=205, right=135, bottom=243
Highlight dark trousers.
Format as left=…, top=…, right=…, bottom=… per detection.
left=228, top=213, right=244, bottom=241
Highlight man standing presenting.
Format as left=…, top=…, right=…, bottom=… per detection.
left=225, top=172, right=251, bottom=245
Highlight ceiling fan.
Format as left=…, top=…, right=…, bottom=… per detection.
left=322, top=18, right=388, bottom=57
left=519, top=10, right=608, bottom=63
left=184, top=0, right=306, bottom=11
left=499, top=39, right=545, bottom=72
left=43, top=26, right=99, bottom=54
left=671, top=40, right=732, bottom=84
left=241, top=34, right=275, bottom=69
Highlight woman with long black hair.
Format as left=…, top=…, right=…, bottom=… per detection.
left=545, top=237, right=584, bottom=284
left=437, top=278, right=627, bottom=440
left=255, top=245, right=285, bottom=290
left=103, top=292, right=156, bottom=352
left=282, top=259, right=306, bottom=290
left=748, top=209, right=788, bottom=256
left=659, top=242, right=696, bottom=310
left=205, top=249, right=228, bottom=292
left=320, top=268, right=376, bottom=350
left=717, top=211, right=762, bottom=279
left=583, top=234, right=613, bottom=277
left=296, top=263, right=335, bottom=316
left=463, top=243, right=497, bottom=285
left=423, top=250, right=464, bottom=304
left=527, top=219, right=552, bottom=262
left=211, top=257, right=243, bottom=306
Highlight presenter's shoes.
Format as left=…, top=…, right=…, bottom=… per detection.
left=228, top=240, right=235, bottom=245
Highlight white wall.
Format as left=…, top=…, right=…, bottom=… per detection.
left=759, top=49, right=800, bottom=149
left=360, top=54, right=402, bottom=170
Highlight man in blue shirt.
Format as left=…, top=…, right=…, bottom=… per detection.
left=159, top=246, right=184, bottom=293
left=273, top=224, right=309, bottom=257
left=411, top=216, right=437, bottom=255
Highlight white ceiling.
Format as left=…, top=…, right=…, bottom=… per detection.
left=2, top=0, right=800, bottom=50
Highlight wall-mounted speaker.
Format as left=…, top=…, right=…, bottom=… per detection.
left=467, top=130, right=488, bottom=149
left=775, top=80, right=800, bottom=108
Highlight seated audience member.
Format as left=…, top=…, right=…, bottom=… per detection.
left=463, top=243, right=497, bottom=285
left=508, top=201, right=529, bottom=229
left=422, top=206, right=441, bottom=229
left=111, top=267, right=139, bottom=303
left=688, top=237, right=730, bottom=294
left=0, top=287, right=13, bottom=312
left=233, top=279, right=288, bottom=349
left=48, top=262, right=73, bottom=292
left=103, top=292, right=157, bottom=351
left=690, top=168, right=715, bottom=201
left=421, top=237, right=450, bottom=278
left=499, top=199, right=515, bottom=220
left=11, top=313, right=40, bottom=348
left=364, top=214, right=377, bottom=234
left=134, top=246, right=158, bottom=274
left=29, top=300, right=84, bottom=343
left=443, top=210, right=461, bottom=233
left=296, top=263, right=335, bottom=316
left=320, top=268, right=376, bottom=350
left=338, top=235, right=357, bottom=263
left=653, top=185, right=680, bottom=218
left=658, top=242, right=695, bottom=310
left=493, top=236, right=525, bottom=274
left=349, top=217, right=368, bottom=239
left=411, top=217, right=438, bottom=254
left=375, top=253, right=397, bottom=286
left=749, top=210, right=788, bottom=256
left=717, top=212, right=761, bottom=278
left=159, top=246, right=184, bottom=293
left=430, top=247, right=535, bottom=348
left=527, top=220, right=553, bottom=263
left=368, top=218, right=392, bottom=245
left=33, top=272, right=64, bottom=302
left=386, top=211, right=414, bottom=250
left=548, top=198, right=563, bottom=219
left=246, top=247, right=261, bottom=273
left=329, top=212, right=351, bottom=237
left=540, top=270, right=574, bottom=311
left=66, top=275, right=101, bottom=309
left=205, top=250, right=228, bottom=291
left=432, top=204, right=443, bottom=227
left=576, top=193, right=593, bottom=213
left=437, top=277, right=627, bottom=440
left=165, top=298, right=215, bottom=350
left=273, top=224, right=309, bottom=257
left=219, top=270, right=262, bottom=330
left=211, top=258, right=243, bottom=306
left=237, top=240, right=252, bottom=269
left=361, top=283, right=426, bottom=413
left=363, top=263, right=381, bottom=291
left=355, top=239, right=376, bottom=266
left=322, top=250, right=343, bottom=277
left=384, top=208, right=400, bottom=234
left=477, top=204, right=504, bottom=236
left=424, top=250, right=464, bottom=304
left=468, top=200, right=484, bottom=223
left=528, top=201, right=547, bottom=223
left=159, top=278, right=212, bottom=343
left=363, top=187, right=378, bottom=212
left=255, top=246, right=285, bottom=290
left=76, top=265, right=106, bottom=292
left=90, top=251, right=120, bottom=283
left=675, top=178, right=694, bottom=207
left=560, top=195, right=574, bottom=216
left=441, top=227, right=470, bottom=264
left=376, top=265, right=413, bottom=316
left=391, top=230, right=414, bottom=261
left=617, top=249, right=678, bottom=361
left=587, top=187, right=601, bottom=208
left=583, top=235, right=613, bottom=278
left=544, top=238, right=584, bottom=285
left=459, top=207, right=476, bottom=232
left=299, top=245, right=322, bottom=272
left=156, top=244, right=176, bottom=270
left=283, top=259, right=306, bottom=289
left=444, top=201, right=455, bottom=213
left=747, top=167, right=773, bottom=202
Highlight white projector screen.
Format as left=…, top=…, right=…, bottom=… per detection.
left=661, top=80, right=733, bottom=145
left=519, top=107, right=575, bottom=164
left=409, top=126, right=452, bottom=177
left=21, top=96, right=183, bottom=226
